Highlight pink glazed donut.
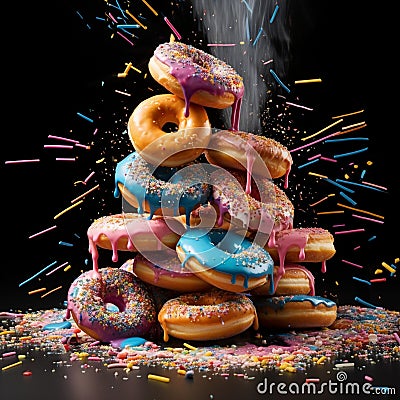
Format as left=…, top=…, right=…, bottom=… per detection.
left=66, top=267, right=157, bottom=342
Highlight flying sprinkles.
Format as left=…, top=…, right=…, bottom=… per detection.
left=3, top=0, right=398, bottom=311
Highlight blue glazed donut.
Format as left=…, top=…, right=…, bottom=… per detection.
left=114, top=151, right=212, bottom=225
left=175, top=228, right=274, bottom=293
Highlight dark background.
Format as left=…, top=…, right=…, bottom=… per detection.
left=1, top=0, right=398, bottom=312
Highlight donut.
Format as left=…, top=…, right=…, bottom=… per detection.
left=128, top=94, right=211, bottom=167
left=132, top=248, right=211, bottom=292
left=209, top=168, right=294, bottom=238
left=87, top=213, right=185, bottom=273
left=157, top=288, right=259, bottom=341
left=204, top=129, right=293, bottom=188
left=249, top=264, right=315, bottom=296
left=253, top=295, right=337, bottom=330
left=66, top=267, right=157, bottom=342
left=265, top=227, right=336, bottom=276
left=176, top=228, right=274, bottom=293
left=148, top=41, right=244, bottom=130
left=114, top=151, right=212, bottom=225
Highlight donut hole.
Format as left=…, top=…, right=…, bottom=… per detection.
left=103, top=295, right=126, bottom=312
left=161, top=121, right=179, bottom=133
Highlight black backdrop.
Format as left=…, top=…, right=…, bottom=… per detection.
left=2, top=0, right=398, bottom=311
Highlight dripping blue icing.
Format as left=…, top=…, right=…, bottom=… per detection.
left=255, top=295, right=337, bottom=311
left=114, top=152, right=211, bottom=224
left=177, top=228, right=274, bottom=290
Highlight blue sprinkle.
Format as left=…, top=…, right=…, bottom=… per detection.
left=106, top=303, right=119, bottom=312
left=323, top=178, right=355, bottom=193
left=252, top=27, right=264, bottom=46
left=354, top=296, right=379, bottom=309
left=270, top=5, right=279, bottom=23
left=333, top=147, right=368, bottom=159
left=119, top=337, right=147, bottom=348
left=43, top=321, right=72, bottom=330
left=185, top=370, right=195, bottom=379
left=77, top=112, right=94, bottom=123
left=297, top=158, right=319, bottom=169
left=339, top=191, right=357, bottom=206
left=368, top=236, right=376, bottom=241
left=269, top=69, right=290, bottom=93
left=352, top=276, right=372, bottom=286
left=59, top=241, right=73, bottom=247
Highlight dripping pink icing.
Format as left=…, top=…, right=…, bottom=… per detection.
left=87, top=213, right=183, bottom=273
left=268, top=228, right=332, bottom=276
left=153, top=42, right=244, bottom=131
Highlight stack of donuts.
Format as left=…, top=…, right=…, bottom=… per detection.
left=66, top=41, right=337, bottom=344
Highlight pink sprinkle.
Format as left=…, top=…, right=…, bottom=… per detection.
left=44, top=144, right=74, bottom=149
left=5, top=159, right=40, bottom=164
left=364, top=375, right=374, bottom=382
left=306, top=378, right=320, bottom=383
left=320, top=156, right=337, bottom=162
left=286, top=101, right=314, bottom=111
left=93, top=128, right=98, bottom=135
left=107, top=363, right=128, bottom=369
left=308, top=154, right=321, bottom=161
left=341, top=259, right=364, bottom=269
left=84, top=171, right=95, bottom=183
left=353, top=245, right=361, bottom=251
left=56, top=158, right=76, bottom=161
left=370, top=278, right=386, bottom=283
left=207, top=43, right=236, bottom=47
left=89, top=341, right=101, bottom=347
left=164, top=16, right=182, bottom=40
left=48, top=135, right=79, bottom=143
left=75, top=143, right=90, bottom=149
left=290, top=131, right=339, bottom=153
left=28, top=225, right=57, bottom=239
left=352, top=214, right=384, bottom=224
left=88, top=356, right=102, bottom=361
left=2, top=351, right=16, bottom=357
left=117, top=31, right=134, bottom=46
left=334, top=228, right=365, bottom=235
left=394, top=333, right=400, bottom=344
left=361, top=181, right=388, bottom=191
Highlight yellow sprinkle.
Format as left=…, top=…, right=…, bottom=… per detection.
left=342, top=121, right=366, bottom=131
left=279, top=362, right=291, bottom=370
left=18, top=355, right=26, bottom=361
left=54, top=201, right=83, bottom=219
left=251, top=356, right=259, bottom=362
left=19, top=336, right=32, bottom=341
left=285, top=366, right=297, bottom=373
left=374, top=269, right=383, bottom=274
left=204, top=351, right=213, bottom=357
left=183, top=343, right=197, bottom=351
left=170, top=34, right=175, bottom=42
left=64, top=265, right=72, bottom=272
left=41, top=286, right=63, bottom=298
left=147, top=374, right=170, bottom=383
left=367, top=160, right=373, bottom=166
left=344, top=174, right=350, bottom=179
left=337, top=203, right=384, bottom=220
left=79, top=352, right=89, bottom=358
left=382, top=262, right=396, bottom=274
left=123, top=62, right=132, bottom=74
left=132, top=66, right=142, bottom=73
left=332, top=109, right=364, bottom=119
left=301, top=119, right=343, bottom=141
left=395, top=258, right=399, bottom=263
left=335, top=281, right=339, bottom=286
left=308, top=172, right=328, bottom=179
left=96, top=158, right=105, bottom=163
left=71, top=184, right=100, bottom=204
left=239, top=41, right=245, bottom=44
left=28, top=287, right=46, bottom=295
left=316, top=356, right=326, bottom=364
left=118, top=72, right=127, bottom=78
left=141, top=0, right=158, bottom=16
left=353, top=164, right=359, bottom=169
left=0, top=330, right=15, bottom=336
left=317, top=210, right=344, bottom=215
left=177, top=369, right=186, bottom=375
left=283, top=355, right=295, bottom=362
left=2, top=361, right=23, bottom=371
left=125, top=9, right=147, bottom=29
left=294, top=78, right=322, bottom=84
